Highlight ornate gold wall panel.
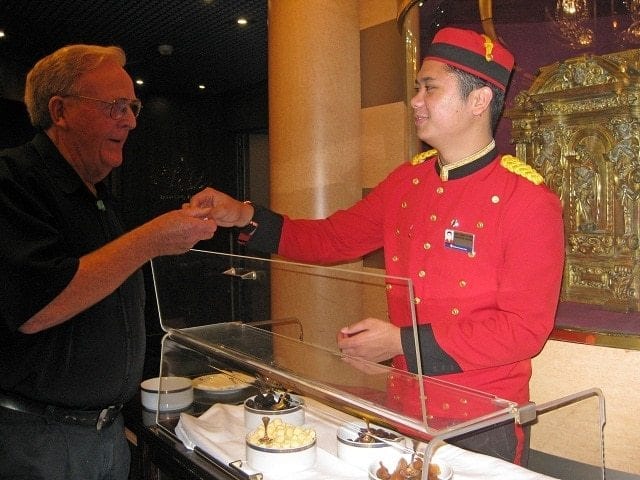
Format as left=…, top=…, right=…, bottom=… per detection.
left=507, top=49, right=640, bottom=311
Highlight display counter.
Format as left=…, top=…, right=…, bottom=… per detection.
left=124, top=394, right=237, bottom=480
left=139, top=249, right=606, bottom=480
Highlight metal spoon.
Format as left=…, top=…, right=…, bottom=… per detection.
left=259, top=416, right=272, bottom=445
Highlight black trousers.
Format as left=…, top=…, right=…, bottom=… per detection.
left=450, top=420, right=530, bottom=466
left=0, top=406, right=130, bottom=480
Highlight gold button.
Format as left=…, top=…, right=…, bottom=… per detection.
left=460, top=398, right=468, bottom=404
left=423, top=243, right=431, bottom=250
left=477, top=221, right=484, bottom=228
left=436, top=186, right=444, bottom=194
left=451, top=308, right=460, bottom=315
left=418, top=270, right=426, bottom=278
left=429, top=214, right=437, bottom=221
left=442, top=402, right=450, bottom=410
left=414, top=297, right=421, bottom=304
left=401, top=201, right=408, bottom=208
left=491, top=195, right=500, bottom=203
left=468, top=251, right=476, bottom=258
left=459, top=280, right=467, bottom=287
left=395, top=228, right=400, bottom=236
left=412, top=178, right=420, bottom=185
left=392, top=255, right=399, bottom=262
left=385, top=284, right=392, bottom=291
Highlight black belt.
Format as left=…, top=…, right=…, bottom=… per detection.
left=0, top=391, right=122, bottom=431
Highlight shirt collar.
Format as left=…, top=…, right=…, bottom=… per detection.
left=31, top=132, right=94, bottom=195
left=435, top=140, right=497, bottom=181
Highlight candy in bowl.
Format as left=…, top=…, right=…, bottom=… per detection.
left=245, top=417, right=316, bottom=474
left=243, top=390, right=304, bottom=431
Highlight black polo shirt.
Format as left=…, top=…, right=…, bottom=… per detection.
left=0, top=133, right=145, bottom=409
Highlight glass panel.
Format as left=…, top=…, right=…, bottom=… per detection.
left=528, top=389, right=606, bottom=480
left=150, top=250, right=516, bottom=460
left=149, top=249, right=606, bottom=477
left=157, top=323, right=514, bottom=438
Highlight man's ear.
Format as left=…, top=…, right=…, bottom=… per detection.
left=470, top=85, right=494, bottom=116
left=48, top=96, right=67, bottom=126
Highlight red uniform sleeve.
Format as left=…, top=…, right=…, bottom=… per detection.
left=277, top=167, right=410, bottom=263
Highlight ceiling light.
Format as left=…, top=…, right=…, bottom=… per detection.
left=135, top=79, right=144, bottom=86
left=0, top=30, right=5, bottom=38
left=237, top=17, right=248, bottom=26
left=198, top=85, right=206, bottom=90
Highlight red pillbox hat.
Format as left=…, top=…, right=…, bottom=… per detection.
left=424, top=27, right=514, bottom=91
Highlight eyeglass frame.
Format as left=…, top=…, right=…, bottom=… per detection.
left=62, top=94, right=142, bottom=119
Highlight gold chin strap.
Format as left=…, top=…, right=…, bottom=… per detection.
left=438, top=140, right=495, bottom=181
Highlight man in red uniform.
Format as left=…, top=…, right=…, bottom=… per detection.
left=189, top=27, right=565, bottom=465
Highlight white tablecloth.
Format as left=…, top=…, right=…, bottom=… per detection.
left=175, top=401, right=559, bottom=480
left=176, top=402, right=365, bottom=479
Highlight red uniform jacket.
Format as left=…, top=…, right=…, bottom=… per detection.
left=274, top=153, right=565, bottom=415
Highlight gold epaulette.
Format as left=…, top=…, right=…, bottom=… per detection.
left=410, top=149, right=438, bottom=166
left=500, top=155, right=545, bottom=185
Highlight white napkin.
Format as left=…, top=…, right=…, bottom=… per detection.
left=175, top=402, right=366, bottom=480
left=433, top=444, right=560, bottom=480
left=175, top=402, right=560, bottom=480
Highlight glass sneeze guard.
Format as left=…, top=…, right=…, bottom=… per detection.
left=148, top=249, right=606, bottom=480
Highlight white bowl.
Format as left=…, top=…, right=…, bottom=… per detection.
left=368, top=457, right=453, bottom=480
left=245, top=419, right=316, bottom=473
left=243, top=392, right=304, bottom=431
left=336, top=422, right=406, bottom=471
left=140, top=376, right=193, bottom=412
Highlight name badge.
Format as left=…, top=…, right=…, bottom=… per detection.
left=444, top=229, right=475, bottom=254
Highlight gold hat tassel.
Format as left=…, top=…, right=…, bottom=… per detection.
left=479, top=0, right=498, bottom=41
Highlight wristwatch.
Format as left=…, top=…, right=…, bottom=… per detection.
left=237, top=201, right=258, bottom=245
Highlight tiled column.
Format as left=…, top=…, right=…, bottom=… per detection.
left=267, top=3, right=406, bottom=389
left=268, top=0, right=361, bottom=219
left=268, top=1, right=363, bottom=355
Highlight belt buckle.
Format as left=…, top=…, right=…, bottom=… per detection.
left=96, top=405, right=120, bottom=431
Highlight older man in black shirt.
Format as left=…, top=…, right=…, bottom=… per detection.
left=0, top=45, right=217, bottom=480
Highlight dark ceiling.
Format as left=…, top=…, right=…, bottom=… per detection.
left=0, top=0, right=631, bottom=99
left=0, top=0, right=267, bottom=98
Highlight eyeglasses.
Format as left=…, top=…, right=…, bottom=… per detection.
left=63, top=94, right=142, bottom=119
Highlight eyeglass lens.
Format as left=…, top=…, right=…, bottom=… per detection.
left=112, top=99, right=142, bottom=119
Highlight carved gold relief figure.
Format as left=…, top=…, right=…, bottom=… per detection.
left=609, top=118, right=640, bottom=235
left=571, top=133, right=607, bottom=233
left=534, top=127, right=565, bottom=201
left=573, top=164, right=598, bottom=232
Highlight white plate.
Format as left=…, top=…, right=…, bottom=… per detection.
left=192, top=372, right=255, bottom=391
